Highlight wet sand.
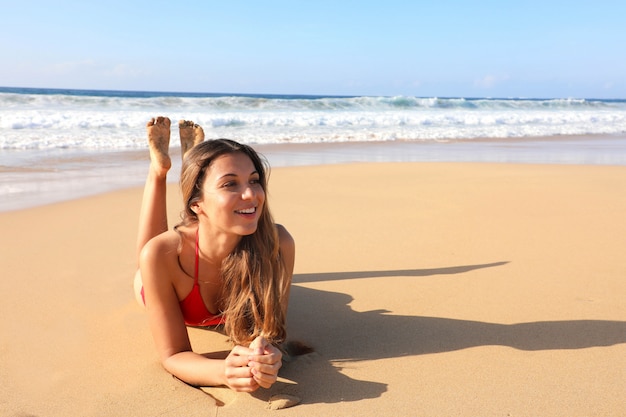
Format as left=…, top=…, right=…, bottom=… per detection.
left=2, top=134, right=626, bottom=212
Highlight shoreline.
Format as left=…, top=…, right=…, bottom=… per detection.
left=1, top=134, right=626, bottom=212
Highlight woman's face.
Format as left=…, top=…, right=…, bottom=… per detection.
left=193, top=152, right=265, bottom=236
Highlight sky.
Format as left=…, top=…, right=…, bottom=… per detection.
left=1, top=0, right=626, bottom=98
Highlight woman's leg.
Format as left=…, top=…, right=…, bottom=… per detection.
left=134, top=118, right=205, bottom=305
left=134, top=117, right=171, bottom=306
left=136, top=116, right=172, bottom=261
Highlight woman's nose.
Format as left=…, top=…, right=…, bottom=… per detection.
left=242, top=185, right=255, bottom=199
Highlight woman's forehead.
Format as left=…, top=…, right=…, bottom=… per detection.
left=207, top=152, right=256, bottom=176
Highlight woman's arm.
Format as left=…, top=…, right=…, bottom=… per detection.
left=139, top=234, right=260, bottom=391
left=163, top=348, right=260, bottom=391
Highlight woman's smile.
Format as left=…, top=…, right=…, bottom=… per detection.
left=195, top=152, right=266, bottom=236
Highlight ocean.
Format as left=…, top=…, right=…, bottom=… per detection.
left=2, top=86, right=626, bottom=211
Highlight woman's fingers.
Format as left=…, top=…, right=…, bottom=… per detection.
left=251, top=367, right=277, bottom=388
left=248, top=343, right=282, bottom=366
left=247, top=343, right=283, bottom=388
left=225, top=340, right=284, bottom=391
left=249, top=335, right=268, bottom=355
left=225, top=345, right=260, bottom=392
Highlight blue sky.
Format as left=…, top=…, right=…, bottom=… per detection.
left=2, top=0, right=625, bottom=98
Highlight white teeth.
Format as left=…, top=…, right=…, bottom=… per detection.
left=237, top=207, right=255, bottom=214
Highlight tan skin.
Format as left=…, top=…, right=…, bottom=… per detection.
left=134, top=117, right=295, bottom=392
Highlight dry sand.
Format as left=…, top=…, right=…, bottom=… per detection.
left=1, top=162, right=625, bottom=416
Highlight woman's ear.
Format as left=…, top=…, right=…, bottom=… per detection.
left=190, top=202, right=201, bottom=215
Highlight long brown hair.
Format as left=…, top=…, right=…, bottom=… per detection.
left=176, top=139, right=287, bottom=345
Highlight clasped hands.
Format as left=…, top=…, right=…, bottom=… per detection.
left=224, top=335, right=282, bottom=392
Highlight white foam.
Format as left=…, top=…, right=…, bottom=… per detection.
left=2, top=92, right=626, bottom=151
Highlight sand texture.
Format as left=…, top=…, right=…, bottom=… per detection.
left=1, top=162, right=625, bottom=416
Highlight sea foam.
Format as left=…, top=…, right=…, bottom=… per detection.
left=1, top=89, right=626, bottom=151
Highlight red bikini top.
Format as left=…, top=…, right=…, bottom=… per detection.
left=178, top=229, right=224, bottom=326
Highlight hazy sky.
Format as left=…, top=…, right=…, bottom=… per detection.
left=2, top=0, right=625, bottom=98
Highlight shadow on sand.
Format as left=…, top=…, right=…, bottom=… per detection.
left=278, top=261, right=626, bottom=405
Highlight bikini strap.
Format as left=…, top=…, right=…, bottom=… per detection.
left=194, top=227, right=200, bottom=283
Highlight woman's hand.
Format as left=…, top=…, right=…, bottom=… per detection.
left=224, top=344, right=260, bottom=392
left=224, top=336, right=283, bottom=392
left=247, top=336, right=283, bottom=389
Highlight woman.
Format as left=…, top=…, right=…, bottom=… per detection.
left=133, top=116, right=295, bottom=392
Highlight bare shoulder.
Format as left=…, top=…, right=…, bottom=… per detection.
left=139, top=230, right=182, bottom=279
left=275, top=224, right=295, bottom=275
left=141, top=230, right=180, bottom=258
left=275, top=224, right=295, bottom=249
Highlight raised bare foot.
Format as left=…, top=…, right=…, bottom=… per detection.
left=147, top=116, right=171, bottom=177
left=179, top=120, right=205, bottom=160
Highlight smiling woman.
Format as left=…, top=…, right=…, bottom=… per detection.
left=132, top=116, right=295, bottom=393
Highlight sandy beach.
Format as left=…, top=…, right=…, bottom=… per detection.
left=1, top=161, right=626, bottom=416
